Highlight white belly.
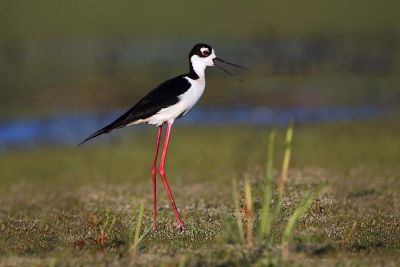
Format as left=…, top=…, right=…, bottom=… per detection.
left=135, top=77, right=205, bottom=126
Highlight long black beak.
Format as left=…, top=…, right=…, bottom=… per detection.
left=213, top=57, right=248, bottom=82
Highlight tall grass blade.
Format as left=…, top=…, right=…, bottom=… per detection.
left=271, top=124, right=294, bottom=242
left=136, top=225, right=151, bottom=245
left=130, top=203, right=145, bottom=253
left=281, top=183, right=326, bottom=260
left=244, top=176, right=253, bottom=246
left=134, top=204, right=144, bottom=245
left=259, top=130, right=276, bottom=237
left=178, top=255, right=188, bottom=267
left=278, top=123, right=294, bottom=198
left=232, top=179, right=245, bottom=244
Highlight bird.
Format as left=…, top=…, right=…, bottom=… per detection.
left=79, top=43, right=246, bottom=231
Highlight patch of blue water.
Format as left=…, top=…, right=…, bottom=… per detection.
left=0, top=106, right=385, bottom=152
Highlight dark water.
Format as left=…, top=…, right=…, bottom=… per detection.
left=0, top=106, right=386, bottom=152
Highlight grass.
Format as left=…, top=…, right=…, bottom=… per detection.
left=86, top=209, right=116, bottom=252
left=225, top=125, right=326, bottom=263
left=0, top=119, right=400, bottom=265
left=129, top=203, right=151, bottom=254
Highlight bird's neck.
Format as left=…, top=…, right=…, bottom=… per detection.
left=188, top=59, right=206, bottom=81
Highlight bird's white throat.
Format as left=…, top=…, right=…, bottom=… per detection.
left=190, top=55, right=207, bottom=80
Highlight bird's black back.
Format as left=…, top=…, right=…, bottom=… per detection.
left=79, top=75, right=191, bottom=145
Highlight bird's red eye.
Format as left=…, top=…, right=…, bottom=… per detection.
left=202, top=49, right=210, bottom=56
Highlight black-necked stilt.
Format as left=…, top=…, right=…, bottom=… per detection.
left=79, top=43, right=246, bottom=231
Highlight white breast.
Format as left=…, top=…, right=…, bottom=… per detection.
left=178, top=76, right=206, bottom=115
left=135, top=76, right=205, bottom=126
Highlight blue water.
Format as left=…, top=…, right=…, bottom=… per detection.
left=0, top=106, right=385, bottom=151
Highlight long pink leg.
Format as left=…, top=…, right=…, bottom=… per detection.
left=159, top=121, right=185, bottom=230
left=151, top=126, right=163, bottom=230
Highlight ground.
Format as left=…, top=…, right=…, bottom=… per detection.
left=0, top=119, right=399, bottom=266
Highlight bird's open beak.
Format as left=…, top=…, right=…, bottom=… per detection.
left=213, top=57, right=248, bottom=82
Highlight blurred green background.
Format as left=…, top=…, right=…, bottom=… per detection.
left=1, top=2, right=400, bottom=264
left=1, top=0, right=399, bottom=119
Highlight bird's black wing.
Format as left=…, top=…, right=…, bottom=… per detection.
left=79, top=75, right=191, bottom=145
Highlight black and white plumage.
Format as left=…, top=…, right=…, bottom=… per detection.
left=79, top=43, right=243, bottom=145
left=79, top=43, right=245, bottom=230
left=79, top=74, right=196, bottom=144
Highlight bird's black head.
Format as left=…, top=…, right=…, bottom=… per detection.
left=189, top=43, right=214, bottom=59
left=188, top=43, right=248, bottom=81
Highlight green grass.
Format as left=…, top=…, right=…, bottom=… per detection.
left=0, top=120, right=400, bottom=265
left=225, top=125, right=326, bottom=263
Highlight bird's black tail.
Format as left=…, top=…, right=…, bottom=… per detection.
left=78, top=106, right=138, bottom=146
left=78, top=117, right=128, bottom=146
left=78, top=126, right=112, bottom=146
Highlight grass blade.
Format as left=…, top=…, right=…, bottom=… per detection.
left=136, top=225, right=151, bottom=245
left=233, top=179, right=245, bottom=244
left=270, top=124, right=294, bottom=242
left=281, top=183, right=326, bottom=259
left=134, top=204, right=144, bottom=244
left=259, top=130, right=276, bottom=237
left=278, top=123, right=294, bottom=198
left=178, top=255, right=188, bottom=267
left=130, top=203, right=145, bottom=253
left=244, top=176, right=253, bottom=246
